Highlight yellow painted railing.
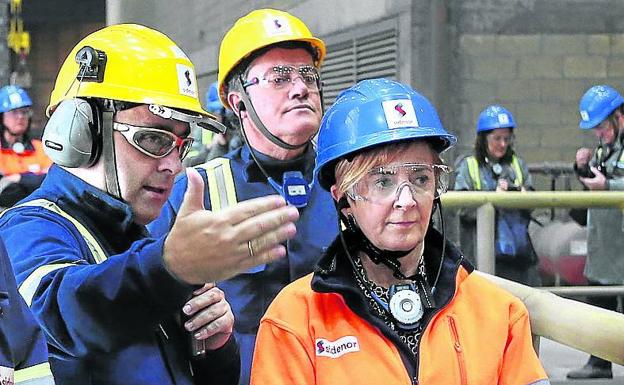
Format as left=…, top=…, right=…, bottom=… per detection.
left=441, top=191, right=624, bottom=364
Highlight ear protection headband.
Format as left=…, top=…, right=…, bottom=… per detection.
left=42, top=46, right=107, bottom=168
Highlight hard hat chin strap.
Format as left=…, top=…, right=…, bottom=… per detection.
left=101, top=103, right=121, bottom=199
left=235, top=77, right=309, bottom=151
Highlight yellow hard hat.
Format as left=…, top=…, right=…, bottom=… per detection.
left=217, top=9, right=326, bottom=109
left=47, top=23, right=211, bottom=119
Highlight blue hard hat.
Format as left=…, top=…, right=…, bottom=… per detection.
left=0, top=85, right=32, bottom=113
left=314, top=78, right=457, bottom=191
left=476, top=105, right=515, bottom=133
left=205, top=81, right=223, bottom=113
left=578, top=85, right=624, bottom=129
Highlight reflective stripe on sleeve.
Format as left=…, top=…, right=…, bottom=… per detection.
left=15, top=362, right=55, bottom=385
left=3, top=199, right=107, bottom=264
left=19, top=263, right=77, bottom=307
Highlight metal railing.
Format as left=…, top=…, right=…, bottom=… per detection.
left=440, top=191, right=624, bottom=364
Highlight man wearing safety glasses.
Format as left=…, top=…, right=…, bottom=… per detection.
left=149, top=9, right=338, bottom=385
left=0, top=25, right=300, bottom=385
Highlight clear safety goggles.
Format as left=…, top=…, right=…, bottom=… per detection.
left=486, top=132, right=514, bottom=145
left=5, top=107, right=33, bottom=118
left=346, top=163, right=451, bottom=204
left=148, top=104, right=226, bottom=135
left=242, top=65, right=320, bottom=90
left=113, top=122, right=194, bottom=160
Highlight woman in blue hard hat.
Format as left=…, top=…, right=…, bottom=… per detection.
left=566, top=84, right=624, bottom=380
left=453, top=105, right=539, bottom=286
left=0, top=85, right=52, bottom=207
left=250, top=79, right=548, bottom=385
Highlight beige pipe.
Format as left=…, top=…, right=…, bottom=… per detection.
left=478, top=271, right=624, bottom=365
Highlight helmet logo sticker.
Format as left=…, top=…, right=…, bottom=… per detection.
left=382, top=99, right=419, bottom=129
left=176, top=64, right=197, bottom=98
left=580, top=110, right=589, bottom=121
left=394, top=103, right=407, bottom=117
left=315, top=336, right=360, bottom=358
left=8, top=92, right=22, bottom=106
left=263, top=15, right=292, bottom=37
left=497, top=113, right=510, bottom=125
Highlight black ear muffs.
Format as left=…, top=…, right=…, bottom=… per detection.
left=42, top=98, right=102, bottom=168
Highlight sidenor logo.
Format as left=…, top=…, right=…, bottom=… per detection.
left=315, top=336, right=360, bottom=358
left=394, top=103, right=407, bottom=117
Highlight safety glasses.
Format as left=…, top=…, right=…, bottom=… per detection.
left=5, top=107, right=33, bottom=118
left=243, top=65, right=320, bottom=91
left=113, top=122, right=194, bottom=160
left=347, top=163, right=451, bottom=204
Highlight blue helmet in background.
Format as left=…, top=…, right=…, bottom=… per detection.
left=578, top=85, right=624, bottom=130
left=476, top=105, right=515, bottom=133
left=205, top=81, right=223, bottom=113
left=314, top=78, right=457, bottom=191
left=0, top=85, right=32, bottom=113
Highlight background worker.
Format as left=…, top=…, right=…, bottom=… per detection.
left=204, top=81, right=243, bottom=162
left=0, top=85, right=52, bottom=207
left=149, top=9, right=338, bottom=385
left=567, top=84, right=624, bottom=380
left=251, top=79, right=549, bottom=385
left=0, top=24, right=299, bottom=385
left=453, top=105, right=539, bottom=286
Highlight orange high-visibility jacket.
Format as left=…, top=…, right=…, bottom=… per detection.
left=251, top=232, right=549, bottom=385
left=0, top=139, right=52, bottom=176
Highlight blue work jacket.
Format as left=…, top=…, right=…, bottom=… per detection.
left=0, top=238, right=54, bottom=385
left=149, top=145, right=338, bottom=385
left=0, top=165, right=239, bottom=385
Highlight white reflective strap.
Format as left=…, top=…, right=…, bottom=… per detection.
left=3, top=199, right=108, bottom=308
left=19, top=263, right=77, bottom=307
left=5, top=199, right=107, bottom=264
left=197, top=158, right=237, bottom=211
left=15, top=362, right=55, bottom=385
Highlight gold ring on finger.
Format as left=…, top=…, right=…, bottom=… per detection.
left=247, top=240, right=255, bottom=257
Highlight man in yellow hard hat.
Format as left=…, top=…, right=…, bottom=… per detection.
left=149, top=9, right=338, bottom=385
left=0, top=24, right=300, bottom=385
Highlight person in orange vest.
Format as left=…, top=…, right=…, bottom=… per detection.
left=0, top=85, right=52, bottom=206
left=250, top=79, right=549, bottom=385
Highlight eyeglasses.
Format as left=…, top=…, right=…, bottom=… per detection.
left=487, top=133, right=514, bottom=145
left=113, top=122, right=194, bottom=160
left=242, top=65, right=320, bottom=91
left=5, top=108, right=32, bottom=118
left=346, top=163, right=451, bottom=204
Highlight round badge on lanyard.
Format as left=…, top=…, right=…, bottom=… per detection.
left=492, top=163, right=503, bottom=176
left=12, top=142, right=25, bottom=154
left=388, top=284, right=423, bottom=329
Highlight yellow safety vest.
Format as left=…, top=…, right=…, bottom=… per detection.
left=465, top=155, right=523, bottom=191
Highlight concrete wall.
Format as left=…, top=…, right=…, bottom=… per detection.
left=448, top=0, right=624, bottom=170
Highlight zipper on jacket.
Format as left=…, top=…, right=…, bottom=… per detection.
left=447, top=315, right=468, bottom=385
